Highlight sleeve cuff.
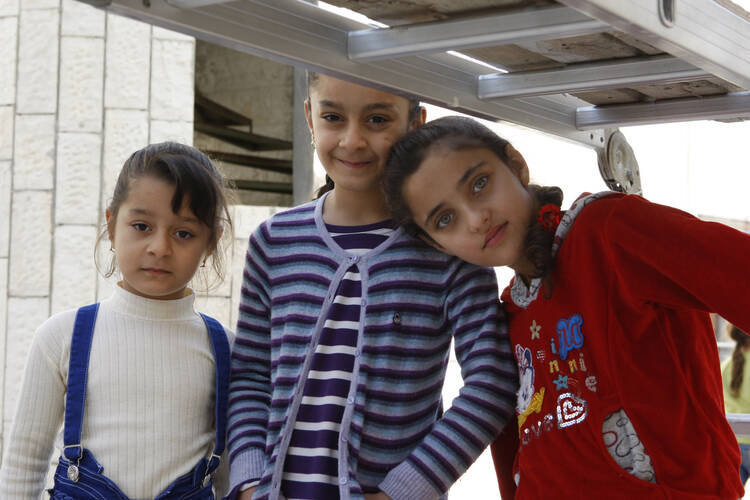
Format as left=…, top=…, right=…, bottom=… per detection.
left=227, top=448, right=265, bottom=496
left=379, top=461, right=443, bottom=500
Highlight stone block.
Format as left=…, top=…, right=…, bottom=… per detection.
left=21, top=0, right=58, bottom=9
left=0, top=0, right=19, bottom=16
left=9, top=190, right=52, bottom=296
left=17, top=8, right=59, bottom=114
left=231, top=204, right=280, bottom=239
left=0, top=260, right=7, bottom=429
left=194, top=295, right=231, bottom=329
left=150, top=39, right=194, bottom=122
left=52, top=225, right=98, bottom=314
left=0, top=106, right=12, bottom=160
left=0, top=162, right=10, bottom=257
left=149, top=120, right=194, bottom=146
left=59, top=37, right=104, bottom=132
left=4, top=297, right=49, bottom=424
left=61, top=0, right=104, bottom=37
left=105, top=14, right=150, bottom=110
left=56, top=132, right=102, bottom=225
left=0, top=18, right=17, bottom=105
left=229, top=237, right=247, bottom=330
left=102, top=109, right=148, bottom=207
left=152, top=25, right=193, bottom=42
left=13, top=114, right=55, bottom=190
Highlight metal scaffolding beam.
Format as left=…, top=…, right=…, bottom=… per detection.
left=478, top=55, right=710, bottom=99
left=347, top=6, right=608, bottom=62
left=83, top=0, right=610, bottom=149
left=557, top=0, right=750, bottom=89
left=576, top=91, right=750, bottom=129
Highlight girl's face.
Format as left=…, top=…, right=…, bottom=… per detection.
left=107, top=176, right=211, bottom=300
left=305, top=75, right=424, bottom=195
left=403, top=145, right=535, bottom=270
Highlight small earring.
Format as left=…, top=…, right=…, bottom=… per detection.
left=310, top=136, right=315, bottom=150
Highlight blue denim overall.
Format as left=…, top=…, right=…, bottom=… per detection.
left=48, top=303, right=230, bottom=500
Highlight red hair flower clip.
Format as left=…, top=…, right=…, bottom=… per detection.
left=537, top=203, right=562, bottom=232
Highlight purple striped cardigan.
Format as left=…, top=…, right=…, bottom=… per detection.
left=227, top=195, right=518, bottom=500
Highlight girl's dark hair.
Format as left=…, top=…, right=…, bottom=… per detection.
left=96, top=142, right=233, bottom=284
left=383, top=115, right=563, bottom=282
left=306, top=71, right=422, bottom=198
left=730, top=324, right=750, bottom=397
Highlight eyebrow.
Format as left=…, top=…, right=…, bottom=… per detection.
left=317, top=100, right=398, bottom=113
left=127, top=208, right=199, bottom=224
left=423, top=160, right=486, bottom=226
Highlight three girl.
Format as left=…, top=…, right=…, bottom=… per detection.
left=226, top=75, right=518, bottom=500
left=0, top=143, right=234, bottom=499
left=383, top=115, right=750, bottom=499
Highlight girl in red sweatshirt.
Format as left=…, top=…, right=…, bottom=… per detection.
left=383, top=115, right=750, bottom=500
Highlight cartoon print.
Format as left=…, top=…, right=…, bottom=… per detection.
left=557, top=314, right=584, bottom=360
left=515, top=344, right=535, bottom=414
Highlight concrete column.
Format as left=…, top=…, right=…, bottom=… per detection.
left=293, top=67, right=315, bottom=205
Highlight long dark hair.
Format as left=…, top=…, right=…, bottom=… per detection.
left=306, top=71, right=423, bottom=198
left=730, top=324, right=750, bottom=397
left=97, top=142, right=232, bottom=281
left=383, top=116, right=563, bottom=282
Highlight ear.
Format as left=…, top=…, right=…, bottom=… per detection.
left=505, top=144, right=530, bottom=186
left=304, top=98, right=314, bottom=136
left=409, top=106, right=427, bottom=131
left=105, top=209, right=115, bottom=243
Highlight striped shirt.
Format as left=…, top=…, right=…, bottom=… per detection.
left=282, top=221, right=394, bottom=499
left=227, top=194, right=518, bottom=500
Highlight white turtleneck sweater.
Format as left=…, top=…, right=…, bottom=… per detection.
left=0, top=285, right=233, bottom=499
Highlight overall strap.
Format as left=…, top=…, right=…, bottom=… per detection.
left=63, top=303, right=100, bottom=461
left=200, top=314, right=230, bottom=474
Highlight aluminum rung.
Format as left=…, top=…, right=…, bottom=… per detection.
left=347, top=5, right=608, bottom=62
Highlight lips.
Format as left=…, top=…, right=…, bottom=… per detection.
left=483, top=222, right=508, bottom=249
left=142, top=268, right=170, bottom=275
left=338, top=158, right=373, bottom=169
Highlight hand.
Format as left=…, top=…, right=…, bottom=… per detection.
left=364, top=492, right=393, bottom=500
left=238, top=486, right=256, bottom=500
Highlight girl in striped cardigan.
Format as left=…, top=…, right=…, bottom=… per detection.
left=226, top=75, right=518, bottom=500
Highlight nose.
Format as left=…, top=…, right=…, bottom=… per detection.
left=468, top=208, right=491, bottom=233
left=147, top=230, right=172, bottom=257
left=338, top=123, right=367, bottom=150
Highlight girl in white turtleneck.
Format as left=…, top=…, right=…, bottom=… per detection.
left=0, top=142, right=234, bottom=500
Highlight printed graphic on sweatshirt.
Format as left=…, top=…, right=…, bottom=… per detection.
left=518, top=314, right=597, bottom=446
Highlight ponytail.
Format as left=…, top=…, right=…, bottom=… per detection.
left=730, top=325, right=750, bottom=397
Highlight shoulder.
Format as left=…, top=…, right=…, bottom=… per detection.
left=32, top=306, right=86, bottom=363
left=248, top=201, right=319, bottom=245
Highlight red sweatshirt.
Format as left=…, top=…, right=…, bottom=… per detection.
left=494, top=193, right=750, bottom=499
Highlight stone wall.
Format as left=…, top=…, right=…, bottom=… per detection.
left=0, top=0, right=197, bottom=453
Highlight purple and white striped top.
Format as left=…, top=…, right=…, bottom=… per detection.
left=282, top=221, right=394, bottom=500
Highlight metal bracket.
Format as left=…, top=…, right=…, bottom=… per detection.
left=596, top=130, right=642, bottom=194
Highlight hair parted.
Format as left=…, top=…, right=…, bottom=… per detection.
left=383, top=115, right=563, bottom=282
left=306, top=71, right=423, bottom=199
left=730, top=324, right=750, bottom=397
left=96, top=142, right=233, bottom=289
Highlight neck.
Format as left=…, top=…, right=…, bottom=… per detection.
left=322, top=189, right=390, bottom=226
